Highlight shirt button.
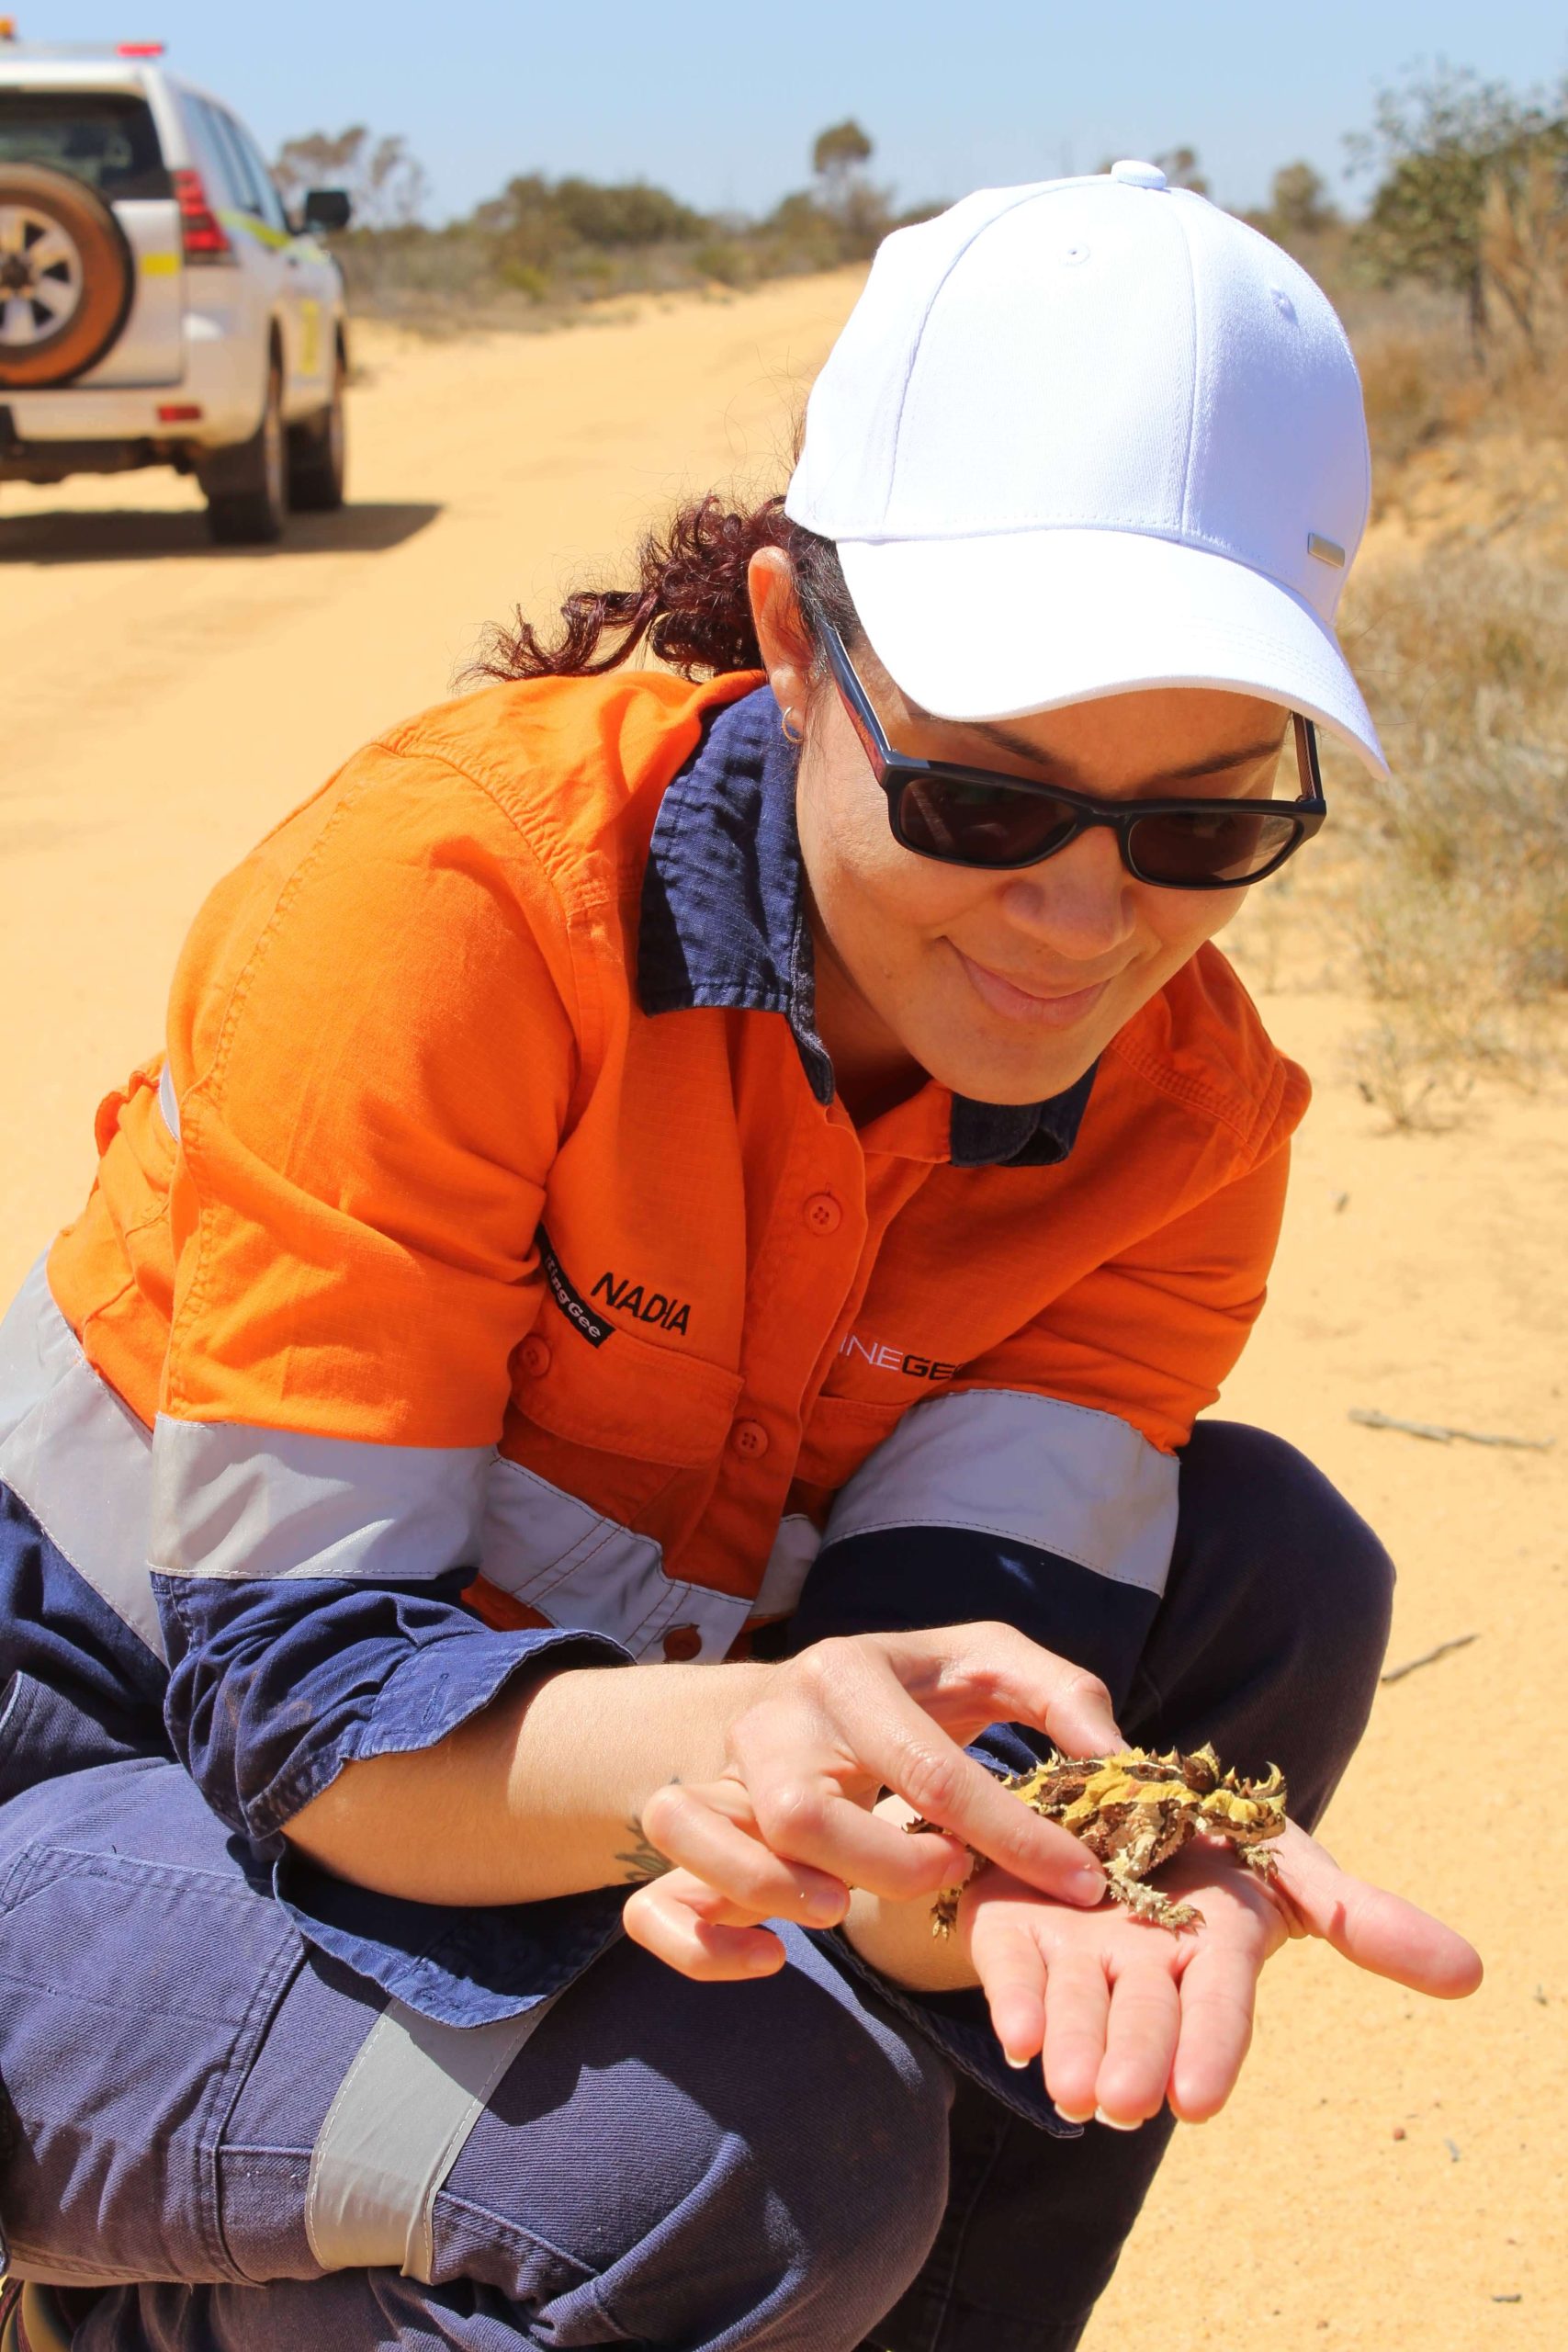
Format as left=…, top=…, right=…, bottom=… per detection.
left=731, top=1418, right=770, bottom=1460
left=662, top=1623, right=703, bottom=1663
left=804, top=1191, right=843, bottom=1234
left=520, top=1335, right=551, bottom=1377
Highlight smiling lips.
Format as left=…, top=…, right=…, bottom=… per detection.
left=950, top=944, right=1120, bottom=1029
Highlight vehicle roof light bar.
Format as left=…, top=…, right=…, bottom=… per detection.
left=0, top=36, right=170, bottom=55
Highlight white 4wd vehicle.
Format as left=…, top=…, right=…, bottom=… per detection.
left=0, top=32, right=350, bottom=541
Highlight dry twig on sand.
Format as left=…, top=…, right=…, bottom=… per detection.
left=1349, top=1407, right=1554, bottom=1451
left=1381, top=1633, right=1480, bottom=1685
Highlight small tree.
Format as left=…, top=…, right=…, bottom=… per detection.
left=808, top=119, right=888, bottom=258
left=273, top=127, right=429, bottom=230
left=1348, top=64, right=1568, bottom=337
left=1154, top=145, right=1209, bottom=197
left=812, top=119, right=874, bottom=201
left=1268, top=161, right=1338, bottom=240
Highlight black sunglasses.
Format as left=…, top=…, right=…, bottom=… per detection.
left=819, top=622, right=1326, bottom=890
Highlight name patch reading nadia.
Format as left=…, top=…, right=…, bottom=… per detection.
left=592, top=1272, right=692, bottom=1336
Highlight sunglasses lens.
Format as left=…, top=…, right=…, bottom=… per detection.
left=1128, top=807, right=1302, bottom=885
left=897, top=777, right=1080, bottom=866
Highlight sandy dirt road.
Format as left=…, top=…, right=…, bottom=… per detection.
left=2, top=272, right=1562, bottom=2349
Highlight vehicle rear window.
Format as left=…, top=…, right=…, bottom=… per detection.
left=0, top=91, right=172, bottom=200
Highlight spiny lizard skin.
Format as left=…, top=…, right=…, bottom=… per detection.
left=909, top=1744, right=1287, bottom=1936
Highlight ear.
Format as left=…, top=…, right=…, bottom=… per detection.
left=748, top=547, right=816, bottom=729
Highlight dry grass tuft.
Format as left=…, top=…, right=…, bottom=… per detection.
left=1330, top=552, right=1568, bottom=1125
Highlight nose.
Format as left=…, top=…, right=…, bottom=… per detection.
left=993, top=824, right=1140, bottom=961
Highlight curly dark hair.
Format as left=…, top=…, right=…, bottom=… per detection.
left=470, top=493, right=858, bottom=683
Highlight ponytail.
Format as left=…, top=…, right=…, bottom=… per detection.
left=472, top=492, right=857, bottom=684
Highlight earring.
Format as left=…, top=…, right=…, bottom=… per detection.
left=780, top=707, right=806, bottom=746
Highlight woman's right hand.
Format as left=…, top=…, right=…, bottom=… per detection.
left=623, top=1623, right=1122, bottom=1981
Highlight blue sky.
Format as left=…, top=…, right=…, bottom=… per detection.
left=24, top=0, right=1568, bottom=223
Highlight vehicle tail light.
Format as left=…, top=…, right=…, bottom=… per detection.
left=172, top=168, right=233, bottom=265
left=118, top=40, right=166, bottom=55
left=157, top=402, right=202, bottom=423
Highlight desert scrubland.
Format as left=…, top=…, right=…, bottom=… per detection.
left=1, top=266, right=1562, bottom=2347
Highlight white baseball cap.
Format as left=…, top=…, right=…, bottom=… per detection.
left=785, top=162, right=1388, bottom=777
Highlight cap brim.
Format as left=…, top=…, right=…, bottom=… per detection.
left=837, top=528, right=1388, bottom=778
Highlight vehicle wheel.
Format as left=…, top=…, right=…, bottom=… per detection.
left=287, top=340, right=346, bottom=511
left=0, top=164, right=134, bottom=390
left=200, top=355, right=287, bottom=545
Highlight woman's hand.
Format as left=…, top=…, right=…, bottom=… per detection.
left=965, top=1819, right=1483, bottom=2127
left=623, top=1623, right=1122, bottom=1978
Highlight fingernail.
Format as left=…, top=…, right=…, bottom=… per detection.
left=1094, top=2107, right=1143, bottom=2132
left=1004, top=2051, right=1032, bottom=2071
left=1054, top=2103, right=1095, bottom=2124
left=1071, top=1867, right=1105, bottom=1905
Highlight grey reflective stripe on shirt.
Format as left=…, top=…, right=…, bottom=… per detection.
left=0, top=1255, right=164, bottom=1657
left=752, top=1511, right=820, bottom=1619
left=479, top=1453, right=753, bottom=1661
left=150, top=1419, right=493, bottom=1583
left=154, top=1419, right=762, bottom=1660
left=305, top=1990, right=563, bottom=2281
left=157, top=1057, right=180, bottom=1141
left=822, top=1386, right=1179, bottom=1596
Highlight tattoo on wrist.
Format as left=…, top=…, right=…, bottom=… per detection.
left=615, top=1820, right=672, bottom=1884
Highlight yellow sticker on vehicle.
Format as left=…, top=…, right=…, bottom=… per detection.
left=217, top=209, right=294, bottom=254
left=141, top=253, right=181, bottom=276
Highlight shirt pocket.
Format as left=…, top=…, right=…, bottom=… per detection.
left=795, top=1393, right=909, bottom=1495
left=516, top=1286, right=744, bottom=1471
left=486, top=1310, right=749, bottom=1664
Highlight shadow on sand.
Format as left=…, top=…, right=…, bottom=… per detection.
left=0, top=500, right=443, bottom=563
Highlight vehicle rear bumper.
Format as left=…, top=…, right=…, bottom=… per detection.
left=0, top=314, right=264, bottom=459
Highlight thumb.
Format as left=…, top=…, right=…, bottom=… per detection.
left=1271, top=1822, right=1483, bottom=2000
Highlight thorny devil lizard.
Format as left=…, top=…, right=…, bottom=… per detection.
left=907, top=1744, right=1289, bottom=1937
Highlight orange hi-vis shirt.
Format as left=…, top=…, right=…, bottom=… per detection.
left=10, top=667, right=1305, bottom=1785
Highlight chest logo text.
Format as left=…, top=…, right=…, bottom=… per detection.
left=592, top=1270, right=692, bottom=1337
left=840, top=1331, right=957, bottom=1382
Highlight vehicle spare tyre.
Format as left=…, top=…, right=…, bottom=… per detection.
left=0, top=164, right=135, bottom=390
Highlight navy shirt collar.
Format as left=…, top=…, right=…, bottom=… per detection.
left=637, top=684, right=1095, bottom=1170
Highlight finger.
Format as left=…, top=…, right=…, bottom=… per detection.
left=967, top=1903, right=1048, bottom=2071
left=1271, top=1824, right=1483, bottom=1998
left=1040, top=1953, right=1111, bottom=2123
left=622, top=1873, right=786, bottom=1982
left=1094, top=1964, right=1181, bottom=2128
left=1168, top=1942, right=1260, bottom=2122
left=874, top=1621, right=1124, bottom=1758
left=748, top=1661, right=1106, bottom=1905
left=639, top=1782, right=850, bottom=1928
left=751, top=1775, right=975, bottom=1905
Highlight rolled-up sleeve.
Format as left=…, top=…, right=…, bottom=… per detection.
left=149, top=1418, right=635, bottom=1837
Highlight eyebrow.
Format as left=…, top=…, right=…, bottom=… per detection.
left=902, top=698, right=1289, bottom=789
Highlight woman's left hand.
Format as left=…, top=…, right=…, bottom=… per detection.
left=967, top=1819, right=1483, bottom=2127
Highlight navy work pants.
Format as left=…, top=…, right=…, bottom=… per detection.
left=0, top=1425, right=1393, bottom=2351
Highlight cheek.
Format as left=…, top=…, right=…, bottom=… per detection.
left=798, top=755, right=984, bottom=971
left=1141, top=884, right=1238, bottom=970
